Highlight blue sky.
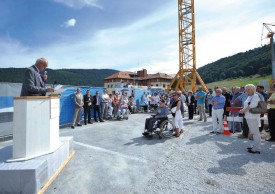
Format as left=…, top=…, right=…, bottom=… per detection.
left=0, top=0, right=274, bottom=74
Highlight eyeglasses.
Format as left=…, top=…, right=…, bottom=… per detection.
left=42, top=61, right=48, bottom=68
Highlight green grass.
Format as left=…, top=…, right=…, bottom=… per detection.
left=203, top=74, right=272, bottom=90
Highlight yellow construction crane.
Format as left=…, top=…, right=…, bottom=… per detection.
left=166, top=0, right=208, bottom=93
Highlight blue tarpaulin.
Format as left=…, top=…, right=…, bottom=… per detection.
left=59, top=86, right=104, bottom=125
left=134, top=88, right=164, bottom=108
left=0, top=96, right=13, bottom=110
left=0, top=86, right=105, bottom=125
left=0, top=86, right=164, bottom=125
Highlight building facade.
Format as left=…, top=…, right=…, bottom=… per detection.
left=104, top=69, right=173, bottom=93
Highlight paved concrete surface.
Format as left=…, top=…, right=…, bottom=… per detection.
left=1, top=113, right=275, bottom=194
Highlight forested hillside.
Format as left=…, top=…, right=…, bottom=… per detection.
left=197, top=45, right=272, bottom=83
left=0, top=68, right=118, bottom=87
left=0, top=45, right=272, bottom=86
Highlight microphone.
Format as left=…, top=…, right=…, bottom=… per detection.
left=43, top=71, right=47, bottom=76
left=41, top=71, right=47, bottom=83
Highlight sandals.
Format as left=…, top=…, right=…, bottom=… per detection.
left=173, top=133, right=180, bottom=137
left=173, top=129, right=182, bottom=138
left=176, top=129, right=183, bottom=137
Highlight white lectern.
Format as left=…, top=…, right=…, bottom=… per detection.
left=8, top=96, right=62, bottom=162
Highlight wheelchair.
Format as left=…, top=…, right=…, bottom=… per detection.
left=149, top=116, right=176, bottom=139
left=104, top=107, right=114, bottom=120
left=116, top=107, right=129, bottom=120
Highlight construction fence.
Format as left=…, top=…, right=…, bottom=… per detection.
left=0, top=83, right=164, bottom=138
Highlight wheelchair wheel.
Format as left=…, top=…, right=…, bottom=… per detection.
left=160, top=120, right=175, bottom=138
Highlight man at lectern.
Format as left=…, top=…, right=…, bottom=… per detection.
left=20, top=58, right=54, bottom=96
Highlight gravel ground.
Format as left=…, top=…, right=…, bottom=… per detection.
left=142, top=117, right=275, bottom=194
left=3, top=113, right=273, bottom=194
left=46, top=113, right=275, bottom=194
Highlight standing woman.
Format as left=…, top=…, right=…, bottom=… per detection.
left=113, top=92, right=121, bottom=117
left=107, top=94, right=114, bottom=118
left=239, top=84, right=261, bottom=154
left=171, top=92, right=183, bottom=137
left=186, top=91, right=195, bottom=119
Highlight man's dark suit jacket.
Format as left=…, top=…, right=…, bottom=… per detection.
left=20, top=65, right=47, bottom=96
left=92, top=95, right=102, bottom=106
left=84, top=94, right=93, bottom=108
left=186, top=95, right=195, bottom=105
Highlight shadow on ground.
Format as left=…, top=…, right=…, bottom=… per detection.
left=185, top=123, right=275, bottom=176
left=124, top=135, right=173, bottom=146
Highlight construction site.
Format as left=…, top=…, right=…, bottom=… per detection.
left=0, top=0, right=275, bottom=194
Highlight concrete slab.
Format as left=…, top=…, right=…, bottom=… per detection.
left=0, top=136, right=73, bottom=194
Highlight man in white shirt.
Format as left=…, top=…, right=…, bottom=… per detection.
left=101, top=90, right=110, bottom=119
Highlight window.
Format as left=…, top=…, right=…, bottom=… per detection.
left=163, top=84, right=165, bottom=88
left=107, top=85, right=109, bottom=88
left=111, top=84, right=113, bottom=88
left=156, top=84, right=158, bottom=87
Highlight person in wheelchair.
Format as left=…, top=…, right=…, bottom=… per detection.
left=149, top=93, right=160, bottom=112
left=142, top=99, right=169, bottom=139
left=116, top=98, right=127, bottom=119
left=128, top=96, right=137, bottom=114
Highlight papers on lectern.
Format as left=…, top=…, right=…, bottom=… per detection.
left=48, top=85, right=66, bottom=96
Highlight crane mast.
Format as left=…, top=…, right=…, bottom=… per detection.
left=167, top=0, right=208, bottom=93
left=262, top=23, right=275, bottom=87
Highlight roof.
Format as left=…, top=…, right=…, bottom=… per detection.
left=104, top=71, right=173, bottom=80
left=104, top=71, right=134, bottom=80
left=147, top=72, right=173, bottom=79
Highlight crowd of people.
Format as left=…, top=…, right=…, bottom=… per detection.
left=71, top=89, right=135, bottom=128
left=69, top=83, right=275, bottom=152
left=20, top=57, right=275, bottom=154
left=203, top=84, right=275, bottom=154
left=70, top=88, right=188, bottom=137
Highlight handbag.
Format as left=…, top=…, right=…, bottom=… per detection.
left=249, top=94, right=267, bottom=114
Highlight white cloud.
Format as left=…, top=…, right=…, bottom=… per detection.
left=196, top=0, right=244, bottom=12
left=195, top=0, right=275, bottom=67
left=53, top=0, right=102, bottom=9
left=61, top=18, right=76, bottom=28
left=39, top=1, right=179, bottom=73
